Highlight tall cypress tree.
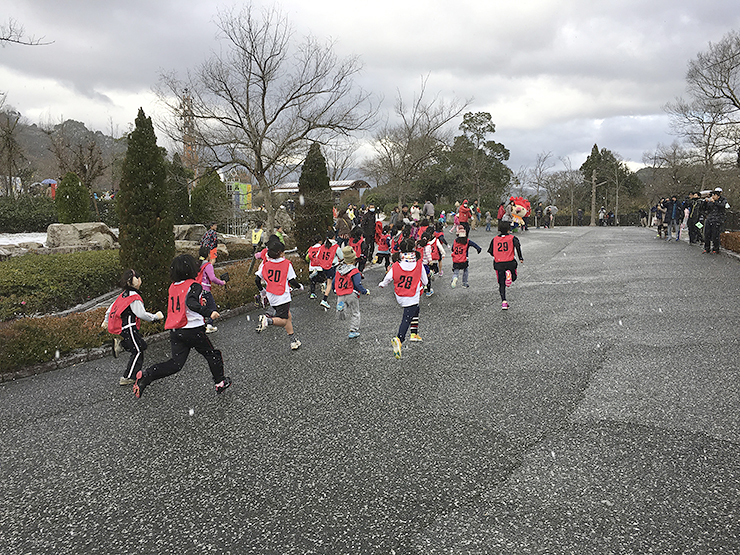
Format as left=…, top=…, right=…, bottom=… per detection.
left=117, top=108, right=174, bottom=308
left=55, top=171, right=90, bottom=223
left=294, top=142, right=333, bottom=255
left=168, top=152, right=193, bottom=224
left=190, top=169, right=230, bottom=226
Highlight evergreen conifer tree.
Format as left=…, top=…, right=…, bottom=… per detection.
left=294, top=142, right=333, bottom=254
left=117, top=108, right=174, bottom=308
left=55, top=171, right=90, bottom=223
left=167, top=153, right=193, bottom=224
left=190, top=169, right=230, bottom=226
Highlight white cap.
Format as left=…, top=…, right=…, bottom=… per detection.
left=714, top=187, right=723, bottom=194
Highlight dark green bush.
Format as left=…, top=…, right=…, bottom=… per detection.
left=0, top=250, right=122, bottom=321
left=0, top=195, right=58, bottom=232
left=56, top=172, right=91, bottom=224
left=95, top=197, right=119, bottom=228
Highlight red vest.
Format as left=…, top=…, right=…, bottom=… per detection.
left=349, top=237, right=364, bottom=258
left=417, top=225, right=428, bottom=238
left=263, top=258, right=291, bottom=295
left=451, top=240, right=469, bottom=263
left=374, top=221, right=383, bottom=242
left=392, top=261, right=423, bottom=297
left=307, top=245, right=322, bottom=267
left=493, top=234, right=515, bottom=262
left=317, top=243, right=339, bottom=270
left=391, top=235, right=402, bottom=253
left=335, top=268, right=360, bottom=296
left=430, top=238, right=441, bottom=261
left=165, top=279, right=197, bottom=330
left=196, top=261, right=212, bottom=287
left=107, top=291, right=142, bottom=334
left=377, top=234, right=390, bottom=251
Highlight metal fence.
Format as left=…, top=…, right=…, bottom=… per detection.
left=552, top=210, right=738, bottom=231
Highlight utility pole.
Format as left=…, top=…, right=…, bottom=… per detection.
left=590, top=169, right=607, bottom=226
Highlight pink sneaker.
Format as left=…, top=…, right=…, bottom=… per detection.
left=505, top=270, right=512, bottom=287
left=501, top=301, right=509, bottom=310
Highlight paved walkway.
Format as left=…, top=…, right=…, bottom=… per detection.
left=1, top=226, right=739, bottom=554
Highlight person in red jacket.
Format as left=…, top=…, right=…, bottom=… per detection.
left=487, top=220, right=524, bottom=310
left=132, top=255, right=231, bottom=398
left=102, top=269, right=163, bottom=386
left=457, top=199, right=473, bottom=235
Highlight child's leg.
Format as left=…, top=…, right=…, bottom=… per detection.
left=145, top=329, right=192, bottom=382
left=409, top=305, right=420, bottom=336
left=122, top=328, right=148, bottom=380
left=202, top=291, right=217, bottom=325
left=496, top=270, right=507, bottom=301
left=347, top=294, right=360, bottom=332
left=397, top=304, right=418, bottom=343
left=192, top=329, right=225, bottom=383
left=462, top=266, right=469, bottom=285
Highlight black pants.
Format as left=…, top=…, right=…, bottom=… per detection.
left=145, top=327, right=224, bottom=384
left=495, top=267, right=518, bottom=301
left=688, top=219, right=702, bottom=243
left=704, top=221, right=721, bottom=252
left=397, top=304, right=419, bottom=343
left=377, top=253, right=391, bottom=271
left=121, top=327, right=148, bottom=380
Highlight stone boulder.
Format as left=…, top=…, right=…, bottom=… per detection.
left=173, top=224, right=207, bottom=242
left=47, top=223, right=119, bottom=249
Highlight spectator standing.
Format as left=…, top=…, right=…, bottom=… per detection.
left=703, top=188, right=730, bottom=254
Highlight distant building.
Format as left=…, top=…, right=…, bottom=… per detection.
left=273, top=179, right=370, bottom=206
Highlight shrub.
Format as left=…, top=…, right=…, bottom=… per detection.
left=0, top=194, right=58, bottom=232
left=0, top=250, right=122, bottom=321
left=117, top=108, right=175, bottom=309
left=96, top=197, right=119, bottom=228
left=56, top=172, right=91, bottom=223
left=190, top=169, right=230, bottom=226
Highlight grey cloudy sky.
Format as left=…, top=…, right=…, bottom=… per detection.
left=3, top=0, right=739, bottom=174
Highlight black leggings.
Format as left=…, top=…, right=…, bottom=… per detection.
left=495, top=268, right=517, bottom=301
left=146, top=327, right=224, bottom=384
left=397, top=304, right=420, bottom=342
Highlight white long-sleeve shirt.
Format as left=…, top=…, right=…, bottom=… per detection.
left=378, top=255, right=428, bottom=307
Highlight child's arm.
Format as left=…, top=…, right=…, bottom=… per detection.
left=205, top=263, right=225, bottom=286
left=513, top=236, right=524, bottom=262
left=352, top=273, right=369, bottom=294
left=187, top=283, right=218, bottom=320
left=378, top=268, right=394, bottom=288
left=102, top=299, right=114, bottom=327
left=130, top=299, right=163, bottom=321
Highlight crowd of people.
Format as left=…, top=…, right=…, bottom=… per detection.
left=650, top=187, right=731, bottom=253
left=104, top=199, right=525, bottom=397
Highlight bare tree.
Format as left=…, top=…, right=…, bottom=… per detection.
left=45, top=120, right=107, bottom=218
left=0, top=18, right=52, bottom=46
left=363, top=76, right=469, bottom=207
left=0, top=108, right=27, bottom=197
left=157, top=4, right=375, bottom=231
left=324, top=138, right=361, bottom=182
left=530, top=151, right=554, bottom=201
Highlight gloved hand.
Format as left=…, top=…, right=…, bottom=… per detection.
left=220, top=272, right=230, bottom=282
left=154, top=311, right=164, bottom=320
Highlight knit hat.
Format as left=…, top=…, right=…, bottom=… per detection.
left=341, top=245, right=357, bottom=265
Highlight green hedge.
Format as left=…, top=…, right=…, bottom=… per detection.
left=0, top=250, right=122, bottom=321
left=0, top=195, right=58, bottom=233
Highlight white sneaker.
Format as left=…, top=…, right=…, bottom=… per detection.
left=256, top=314, right=269, bottom=332
left=451, top=277, right=458, bottom=288
left=320, top=300, right=331, bottom=309
left=206, top=324, right=217, bottom=333
left=290, top=338, right=302, bottom=350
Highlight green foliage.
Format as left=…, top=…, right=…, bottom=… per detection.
left=190, top=169, right=230, bottom=226
left=294, top=143, right=333, bottom=254
left=55, top=172, right=91, bottom=224
left=0, top=194, right=58, bottom=232
left=0, top=250, right=122, bottom=321
left=579, top=144, right=644, bottom=211
left=168, top=153, right=193, bottom=224
left=117, top=108, right=175, bottom=309
left=95, top=197, right=118, bottom=228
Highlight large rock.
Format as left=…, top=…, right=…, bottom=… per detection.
left=173, top=224, right=207, bottom=242
left=46, top=223, right=118, bottom=249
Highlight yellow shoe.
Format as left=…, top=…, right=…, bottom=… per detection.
left=391, top=337, right=402, bottom=359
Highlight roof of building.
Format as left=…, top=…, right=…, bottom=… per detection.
left=273, top=179, right=370, bottom=194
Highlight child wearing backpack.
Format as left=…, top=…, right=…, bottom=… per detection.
left=102, top=269, right=163, bottom=386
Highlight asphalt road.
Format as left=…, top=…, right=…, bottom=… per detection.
left=1, top=226, right=739, bottom=554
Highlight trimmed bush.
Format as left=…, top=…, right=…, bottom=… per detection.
left=0, top=195, right=58, bottom=232
left=56, top=172, right=91, bottom=224
left=0, top=250, right=122, bottom=321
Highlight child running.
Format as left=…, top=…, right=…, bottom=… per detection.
left=255, top=235, right=304, bottom=350
left=487, top=220, right=524, bottom=310
left=450, top=228, right=482, bottom=288
left=334, top=245, right=370, bottom=339
left=103, top=269, right=163, bottom=386
left=306, top=235, right=326, bottom=299
left=378, top=237, right=428, bottom=359
left=133, top=255, right=230, bottom=398
left=316, top=232, right=342, bottom=309
left=375, top=225, right=392, bottom=271
left=197, top=245, right=227, bottom=333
